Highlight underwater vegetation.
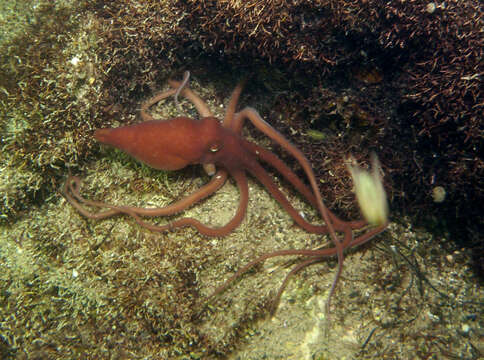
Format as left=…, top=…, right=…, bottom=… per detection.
left=0, top=0, right=482, bottom=358
left=0, top=1, right=103, bottom=220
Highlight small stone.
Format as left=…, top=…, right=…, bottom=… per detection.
left=432, top=186, right=446, bottom=203
left=426, top=3, right=436, bottom=13
left=427, top=311, right=440, bottom=322
left=69, top=56, right=80, bottom=66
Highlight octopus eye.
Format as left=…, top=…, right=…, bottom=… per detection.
left=209, top=143, right=221, bottom=153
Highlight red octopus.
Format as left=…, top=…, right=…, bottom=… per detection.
left=63, top=73, right=387, bottom=313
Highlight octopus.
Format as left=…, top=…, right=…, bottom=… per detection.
left=62, top=72, right=387, bottom=313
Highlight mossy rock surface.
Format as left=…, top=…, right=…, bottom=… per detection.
left=1, top=1, right=482, bottom=359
